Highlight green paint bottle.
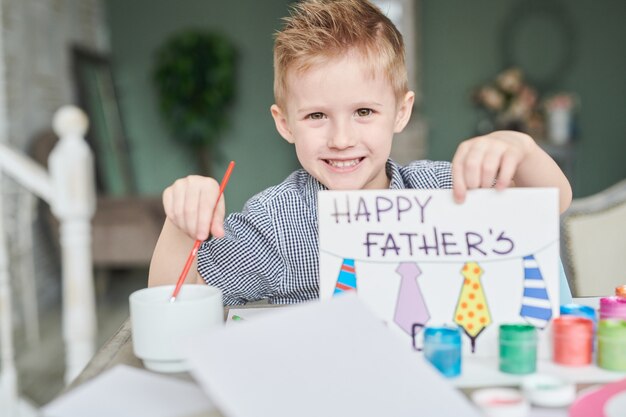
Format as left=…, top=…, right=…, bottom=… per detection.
left=597, top=319, right=626, bottom=372
left=499, top=323, right=537, bottom=374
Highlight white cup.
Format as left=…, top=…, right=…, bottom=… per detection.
left=129, top=284, right=223, bottom=372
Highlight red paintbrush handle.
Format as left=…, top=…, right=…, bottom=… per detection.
left=170, top=239, right=202, bottom=301
left=169, top=161, right=235, bottom=302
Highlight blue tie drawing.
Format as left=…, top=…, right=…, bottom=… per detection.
left=520, top=255, right=553, bottom=329
left=333, top=258, right=356, bottom=295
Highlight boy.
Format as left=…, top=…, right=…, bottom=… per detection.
left=149, top=0, right=571, bottom=305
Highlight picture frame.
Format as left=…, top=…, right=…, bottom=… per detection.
left=72, top=47, right=135, bottom=196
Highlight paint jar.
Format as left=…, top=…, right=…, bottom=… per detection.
left=597, top=319, right=626, bottom=372
left=560, top=304, right=597, bottom=324
left=560, top=303, right=597, bottom=351
left=599, top=296, right=626, bottom=320
left=552, top=316, right=593, bottom=366
left=616, top=285, right=626, bottom=299
left=471, top=388, right=530, bottom=417
left=499, top=324, right=537, bottom=374
left=521, top=375, right=576, bottom=408
left=421, top=325, right=462, bottom=378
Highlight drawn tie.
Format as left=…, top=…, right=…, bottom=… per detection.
left=333, top=258, right=357, bottom=295
left=454, top=262, right=492, bottom=353
left=394, top=262, right=430, bottom=336
left=520, top=255, right=553, bottom=329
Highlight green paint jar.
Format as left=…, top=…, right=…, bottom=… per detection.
left=597, top=319, right=626, bottom=372
left=499, top=324, right=537, bottom=374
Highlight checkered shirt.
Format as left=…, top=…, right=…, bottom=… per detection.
left=197, top=159, right=452, bottom=305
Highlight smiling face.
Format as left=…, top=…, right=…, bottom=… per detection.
left=271, top=50, right=414, bottom=190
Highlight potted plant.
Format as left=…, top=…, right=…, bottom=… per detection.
left=153, top=29, right=237, bottom=175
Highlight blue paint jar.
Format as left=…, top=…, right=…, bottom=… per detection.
left=422, top=325, right=462, bottom=378
left=560, top=304, right=597, bottom=324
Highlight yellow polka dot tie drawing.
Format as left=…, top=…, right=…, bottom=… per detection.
left=453, top=262, right=492, bottom=353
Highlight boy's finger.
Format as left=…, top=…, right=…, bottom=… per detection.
left=195, top=185, right=212, bottom=241
left=462, top=148, right=483, bottom=190
left=495, top=153, right=517, bottom=190
left=173, top=183, right=187, bottom=230
left=480, top=151, right=501, bottom=188
left=210, top=197, right=226, bottom=238
left=453, top=178, right=467, bottom=204
left=162, top=187, right=173, bottom=218
left=184, top=185, right=200, bottom=240
left=451, top=159, right=467, bottom=204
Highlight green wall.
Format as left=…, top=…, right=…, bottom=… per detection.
left=107, top=0, right=625, bottom=204
left=421, top=0, right=626, bottom=197
left=106, top=0, right=297, bottom=212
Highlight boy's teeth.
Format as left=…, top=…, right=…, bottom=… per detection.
left=328, top=159, right=360, bottom=168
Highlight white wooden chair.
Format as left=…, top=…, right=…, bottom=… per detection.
left=0, top=106, right=97, bottom=416
left=561, top=179, right=626, bottom=296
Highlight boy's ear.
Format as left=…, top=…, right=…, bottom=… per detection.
left=270, top=104, right=295, bottom=144
left=393, top=91, right=415, bottom=133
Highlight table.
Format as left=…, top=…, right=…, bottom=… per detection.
left=68, top=302, right=277, bottom=390
left=66, top=299, right=617, bottom=417
left=66, top=318, right=222, bottom=417
left=67, top=319, right=147, bottom=391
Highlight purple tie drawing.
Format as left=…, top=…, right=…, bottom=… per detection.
left=394, top=262, right=430, bottom=336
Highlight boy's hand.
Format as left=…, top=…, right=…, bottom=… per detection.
left=162, top=175, right=226, bottom=241
left=451, top=131, right=535, bottom=203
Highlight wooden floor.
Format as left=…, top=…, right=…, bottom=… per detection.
left=13, top=269, right=147, bottom=406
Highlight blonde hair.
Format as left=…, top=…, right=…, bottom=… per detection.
left=273, top=0, right=407, bottom=108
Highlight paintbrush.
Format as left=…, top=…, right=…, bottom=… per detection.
left=169, top=160, right=235, bottom=302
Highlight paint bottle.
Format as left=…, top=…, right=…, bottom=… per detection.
left=560, top=303, right=598, bottom=351
left=597, top=319, right=626, bottom=372
left=499, top=324, right=537, bottom=374
left=616, top=285, right=626, bottom=299
left=552, top=316, right=593, bottom=366
left=560, top=304, right=597, bottom=324
left=599, top=296, right=626, bottom=320
left=422, top=325, right=462, bottom=378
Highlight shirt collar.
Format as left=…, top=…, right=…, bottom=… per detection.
left=303, top=171, right=326, bottom=217
left=304, top=158, right=403, bottom=212
left=386, top=159, right=406, bottom=189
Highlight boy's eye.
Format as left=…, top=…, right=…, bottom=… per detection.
left=306, top=112, right=326, bottom=120
left=356, top=108, right=373, bottom=117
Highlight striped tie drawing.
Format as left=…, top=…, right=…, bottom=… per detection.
left=333, top=258, right=357, bottom=295
left=520, top=255, right=553, bottom=329
left=394, top=262, right=430, bottom=336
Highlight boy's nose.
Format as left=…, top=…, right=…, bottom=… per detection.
left=327, top=119, right=356, bottom=149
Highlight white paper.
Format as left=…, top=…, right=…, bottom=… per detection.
left=42, top=365, right=215, bottom=417
left=186, top=294, right=481, bottom=417
left=318, top=188, right=560, bottom=357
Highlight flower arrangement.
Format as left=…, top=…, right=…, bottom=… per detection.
left=472, top=68, right=578, bottom=144
left=473, top=67, right=542, bottom=137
